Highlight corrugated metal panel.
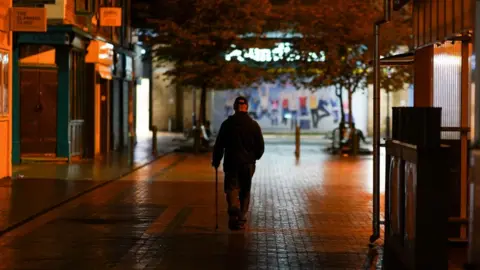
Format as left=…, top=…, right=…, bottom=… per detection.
left=424, top=0, right=432, bottom=45
left=413, top=0, right=472, bottom=49
left=418, top=1, right=425, bottom=46
left=454, top=0, right=463, bottom=33
left=445, top=0, right=454, bottom=38
left=433, top=42, right=462, bottom=140
left=431, top=0, right=438, bottom=41
left=463, top=0, right=474, bottom=30
left=437, top=0, right=446, bottom=41
left=413, top=3, right=419, bottom=48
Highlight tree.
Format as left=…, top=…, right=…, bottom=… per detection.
left=143, top=0, right=275, bottom=128
left=280, top=0, right=413, bottom=150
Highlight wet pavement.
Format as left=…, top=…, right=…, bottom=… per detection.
left=0, top=133, right=182, bottom=235
left=0, top=143, right=384, bottom=269
left=12, top=133, right=183, bottom=180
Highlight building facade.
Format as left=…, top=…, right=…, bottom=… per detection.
left=11, top=0, right=134, bottom=163
left=0, top=0, right=11, bottom=179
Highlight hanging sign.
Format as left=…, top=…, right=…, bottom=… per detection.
left=100, top=7, right=122, bottom=27
left=10, top=7, right=46, bottom=32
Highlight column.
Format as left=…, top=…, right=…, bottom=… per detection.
left=55, top=46, right=70, bottom=158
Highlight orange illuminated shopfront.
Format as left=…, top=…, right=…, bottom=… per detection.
left=0, top=0, right=11, bottom=179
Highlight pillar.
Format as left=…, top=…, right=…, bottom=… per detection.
left=55, top=46, right=70, bottom=158
left=12, top=37, right=20, bottom=164
left=414, top=45, right=434, bottom=107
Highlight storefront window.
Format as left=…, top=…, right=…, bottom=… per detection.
left=2, top=53, right=8, bottom=115
left=0, top=52, right=2, bottom=117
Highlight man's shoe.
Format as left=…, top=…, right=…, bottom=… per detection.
left=228, top=216, right=241, bottom=230
left=237, top=218, right=247, bottom=229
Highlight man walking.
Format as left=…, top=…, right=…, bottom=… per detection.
left=212, top=96, right=265, bottom=230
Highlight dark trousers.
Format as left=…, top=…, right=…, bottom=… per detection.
left=224, top=164, right=255, bottom=220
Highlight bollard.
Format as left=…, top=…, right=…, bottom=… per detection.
left=352, top=129, right=359, bottom=156
left=152, top=126, right=158, bottom=155
left=295, top=125, right=300, bottom=158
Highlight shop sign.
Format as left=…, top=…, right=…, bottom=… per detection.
left=10, top=7, right=46, bottom=32
left=0, top=0, right=9, bottom=33
left=100, top=7, right=122, bottom=27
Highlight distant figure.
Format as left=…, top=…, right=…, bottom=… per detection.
left=212, top=97, right=265, bottom=230
left=309, top=92, right=319, bottom=128
left=280, top=91, right=290, bottom=125
left=258, top=85, right=270, bottom=120
left=298, top=90, right=308, bottom=117
left=270, top=99, right=279, bottom=126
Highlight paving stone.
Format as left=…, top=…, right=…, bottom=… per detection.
left=0, top=143, right=466, bottom=269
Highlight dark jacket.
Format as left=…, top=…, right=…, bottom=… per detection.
left=212, top=112, right=264, bottom=171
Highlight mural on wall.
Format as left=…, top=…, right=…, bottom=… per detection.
left=212, top=81, right=368, bottom=133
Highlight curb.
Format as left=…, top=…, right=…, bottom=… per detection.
left=0, top=151, right=174, bottom=238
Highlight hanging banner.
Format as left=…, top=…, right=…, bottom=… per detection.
left=100, top=7, right=122, bottom=27
left=10, top=7, right=46, bottom=32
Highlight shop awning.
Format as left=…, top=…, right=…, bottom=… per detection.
left=370, top=52, right=415, bottom=66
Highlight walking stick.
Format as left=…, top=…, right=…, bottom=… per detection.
left=215, top=168, right=219, bottom=230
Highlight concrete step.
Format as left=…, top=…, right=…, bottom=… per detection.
left=21, top=156, right=69, bottom=163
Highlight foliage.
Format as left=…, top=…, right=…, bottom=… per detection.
left=142, top=0, right=278, bottom=124
left=276, top=0, right=414, bottom=129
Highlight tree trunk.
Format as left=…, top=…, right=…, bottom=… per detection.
left=348, top=89, right=358, bottom=155
left=335, top=86, right=346, bottom=148
left=348, top=90, right=353, bottom=129
left=199, top=84, right=207, bottom=125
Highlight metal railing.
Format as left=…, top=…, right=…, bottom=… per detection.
left=69, top=120, right=84, bottom=158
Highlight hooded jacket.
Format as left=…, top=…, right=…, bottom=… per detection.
left=212, top=112, right=264, bottom=170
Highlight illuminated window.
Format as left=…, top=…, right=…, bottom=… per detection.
left=0, top=52, right=8, bottom=116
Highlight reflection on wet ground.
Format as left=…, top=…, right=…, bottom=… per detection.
left=0, top=144, right=460, bottom=269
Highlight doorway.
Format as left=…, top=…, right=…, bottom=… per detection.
left=99, top=78, right=110, bottom=155
left=20, top=68, right=58, bottom=155
left=135, top=78, right=150, bottom=140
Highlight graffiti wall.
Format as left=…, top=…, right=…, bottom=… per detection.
left=212, top=81, right=368, bottom=134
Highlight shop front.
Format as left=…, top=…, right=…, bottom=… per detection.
left=0, top=0, right=11, bottom=178
left=12, top=26, right=89, bottom=163
left=85, top=40, right=114, bottom=157
left=110, top=50, right=132, bottom=151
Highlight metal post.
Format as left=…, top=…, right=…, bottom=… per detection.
left=474, top=1, right=480, bottom=145
left=192, top=88, right=197, bottom=127
left=370, top=0, right=391, bottom=244
left=370, top=23, right=381, bottom=243
left=386, top=91, right=391, bottom=139
left=468, top=151, right=480, bottom=268
left=295, top=125, right=300, bottom=158
left=152, top=126, right=157, bottom=155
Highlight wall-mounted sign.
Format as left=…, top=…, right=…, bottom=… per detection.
left=10, top=7, right=46, bottom=32
left=100, top=7, right=122, bottom=27
left=0, top=0, right=9, bottom=33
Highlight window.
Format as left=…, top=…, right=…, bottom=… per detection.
left=3, top=53, right=8, bottom=115
left=76, top=0, right=91, bottom=13
left=70, top=51, right=86, bottom=120
left=0, top=52, right=8, bottom=116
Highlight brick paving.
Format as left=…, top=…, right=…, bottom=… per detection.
left=0, top=133, right=182, bottom=236
left=0, top=143, right=387, bottom=269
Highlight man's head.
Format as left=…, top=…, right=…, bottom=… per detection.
left=234, top=96, right=248, bottom=113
